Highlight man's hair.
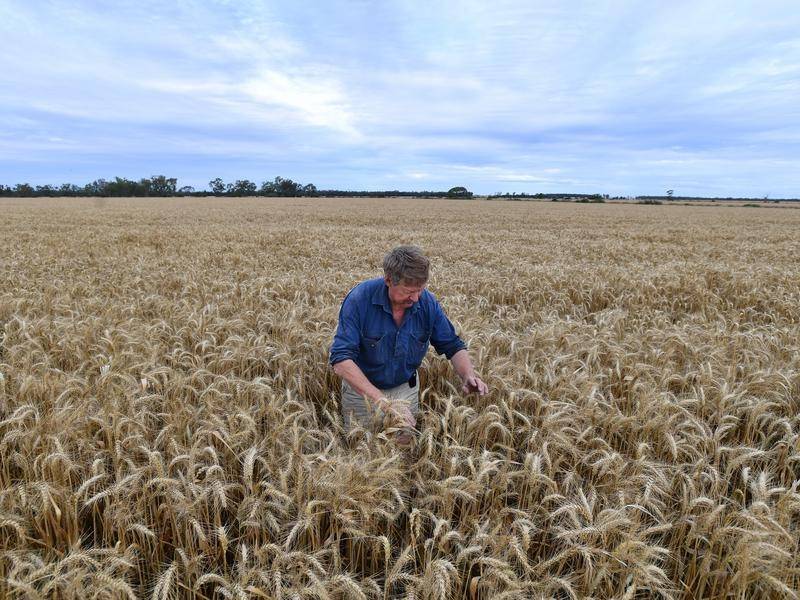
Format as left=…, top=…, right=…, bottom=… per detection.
left=383, top=245, right=430, bottom=285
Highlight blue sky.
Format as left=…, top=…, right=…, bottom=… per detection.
left=1, top=0, right=799, bottom=196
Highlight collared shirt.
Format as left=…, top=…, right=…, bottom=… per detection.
left=329, top=277, right=467, bottom=389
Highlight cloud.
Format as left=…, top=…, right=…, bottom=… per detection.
left=1, top=0, right=799, bottom=196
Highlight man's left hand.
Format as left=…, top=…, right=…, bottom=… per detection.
left=462, top=374, right=488, bottom=396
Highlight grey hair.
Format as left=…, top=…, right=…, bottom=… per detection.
left=383, top=246, right=430, bottom=285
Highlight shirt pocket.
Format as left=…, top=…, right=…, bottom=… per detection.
left=409, top=330, right=431, bottom=365
left=360, top=332, right=386, bottom=365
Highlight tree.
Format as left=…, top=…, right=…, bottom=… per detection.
left=666, top=189, right=674, bottom=200
left=178, top=186, right=195, bottom=195
left=59, top=183, right=81, bottom=196
left=84, top=179, right=108, bottom=196
left=259, top=180, right=275, bottom=195
left=14, top=183, right=35, bottom=197
left=447, top=186, right=472, bottom=198
left=209, top=178, right=226, bottom=196
left=35, top=185, right=56, bottom=196
left=149, top=175, right=177, bottom=196
left=261, top=176, right=300, bottom=196
left=105, top=177, right=138, bottom=196
left=273, top=176, right=302, bottom=197
left=231, top=179, right=257, bottom=196
left=302, top=183, right=318, bottom=197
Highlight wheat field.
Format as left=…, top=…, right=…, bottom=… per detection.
left=1, top=197, right=798, bottom=599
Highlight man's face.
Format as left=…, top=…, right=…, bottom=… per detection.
left=385, top=277, right=426, bottom=309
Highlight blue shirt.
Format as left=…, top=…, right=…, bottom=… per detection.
left=329, top=277, right=467, bottom=389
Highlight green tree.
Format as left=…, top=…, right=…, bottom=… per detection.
left=209, top=178, right=226, bottom=195
left=447, top=186, right=472, bottom=198
left=274, top=176, right=302, bottom=196
left=35, top=184, right=56, bottom=196
left=59, top=183, right=81, bottom=196
left=14, top=183, right=35, bottom=197
left=105, top=177, right=138, bottom=196
left=231, top=179, right=257, bottom=196
left=149, top=175, right=177, bottom=196
left=259, top=179, right=275, bottom=195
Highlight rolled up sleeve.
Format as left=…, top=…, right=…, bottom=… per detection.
left=329, top=294, right=361, bottom=366
left=429, top=298, right=467, bottom=359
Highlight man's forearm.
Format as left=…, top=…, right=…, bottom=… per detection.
left=332, top=360, right=384, bottom=405
left=450, top=349, right=476, bottom=381
left=333, top=360, right=416, bottom=428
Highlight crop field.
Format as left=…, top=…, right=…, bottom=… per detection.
left=1, top=197, right=799, bottom=599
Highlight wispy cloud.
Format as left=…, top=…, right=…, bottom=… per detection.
left=1, top=0, right=799, bottom=195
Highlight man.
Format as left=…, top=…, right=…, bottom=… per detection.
left=329, top=246, right=488, bottom=436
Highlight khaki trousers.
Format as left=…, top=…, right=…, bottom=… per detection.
left=340, top=375, right=420, bottom=432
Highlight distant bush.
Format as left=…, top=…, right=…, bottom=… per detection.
left=446, top=186, right=473, bottom=198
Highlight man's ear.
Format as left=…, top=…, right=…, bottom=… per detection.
left=383, top=275, right=392, bottom=287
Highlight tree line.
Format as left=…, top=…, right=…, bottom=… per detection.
left=0, top=176, right=312, bottom=198
left=7, top=178, right=791, bottom=202
left=0, top=176, right=475, bottom=199
left=635, top=195, right=797, bottom=202
left=487, top=192, right=608, bottom=201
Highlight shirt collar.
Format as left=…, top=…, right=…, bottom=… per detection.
left=372, top=280, right=392, bottom=314
left=372, top=280, right=422, bottom=314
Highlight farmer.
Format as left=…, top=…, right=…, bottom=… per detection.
left=329, top=245, right=488, bottom=436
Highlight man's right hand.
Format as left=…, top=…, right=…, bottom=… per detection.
left=376, top=397, right=416, bottom=428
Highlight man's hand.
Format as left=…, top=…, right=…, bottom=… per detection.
left=450, top=349, right=489, bottom=396
left=377, top=397, right=416, bottom=428
left=461, top=374, right=489, bottom=396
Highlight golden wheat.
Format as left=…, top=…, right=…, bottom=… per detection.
left=1, top=197, right=799, bottom=598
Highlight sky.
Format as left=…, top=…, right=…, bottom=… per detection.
left=1, top=0, right=799, bottom=197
